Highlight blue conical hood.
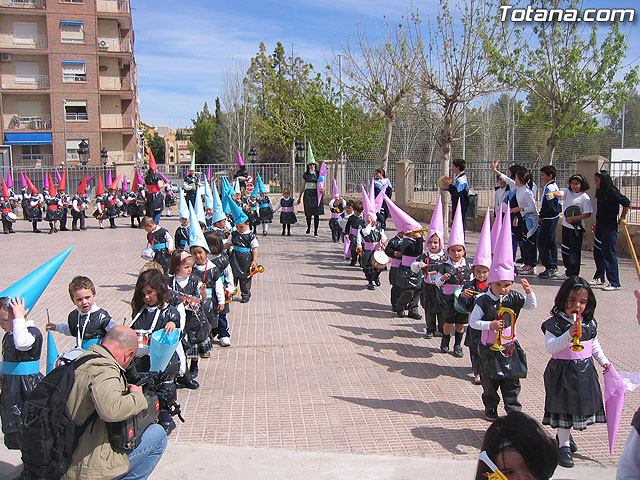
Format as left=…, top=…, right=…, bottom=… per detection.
left=221, top=177, right=233, bottom=214
left=0, top=246, right=73, bottom=312
left=227, top=193, right=248, bottom=224
left=204, top=178, right=214, bottom=210
left=188, top=203, right=209, bottom=252
left=211, top=180, right=226, bottom=223
left=194, top=186, right=206, bottom=225
left=178, top=186, right=189, bottom=219
left=46, top=330, right=59, bottom=374
left=251, top=172, right=266, bottom=197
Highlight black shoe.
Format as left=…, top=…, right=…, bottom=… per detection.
left=281, top=232, right=286, bottom=236
left=48, top=228, right=54, bottom=234
left=452, top=345, right=464, bottom=357
left=9, top=229, right=15, bottom=233
left=60, top=227, right=68, bottom=231
left=349, top=262, right=357, bottom=266
left=440, top=335, right=450, bottom=353
left=189, top=366, right=199, bottom=379
left=433, top=330, right=443, bottom=338
left=558, top=446, right=574, bottom=468
left=53, top=228, right=58, bottom=232
left=287, top=232, right=291, bottom=236
left=110, top=225, right=117, bottom=229
left=367, top=283, right=375, bottom=290
left=158, top=410, right=176, bottom=436
left=408, top=311, right=422, bottom=320
left=374, top=279, right=381, bottom=286
left=484, top=408, right=499, bottom=421
left=396, top=311, right=406, bottom=318
left=72, top=227, right=80, bottom=231
left=176, top=376, right=200, bottom=390
left=33, top=229, right=41, bottom=233
left=80, top=227, right=87, bottom=230
left=131, top=224, right=138, bottom=229
left=539, top=269, right=558, bottom=279
left=424, top=331, right=434, bottom=339
left=263, top=232, right=267, bottom=236
left=556, top=434, right=578, bottom=453
left=240, top=297, right=250, bottom=303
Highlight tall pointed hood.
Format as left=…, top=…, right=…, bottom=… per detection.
left=306, top=143, right=316, bottom=165
left=96, top=174, right=104, bottom=196
left=6, top=170, right=13, bottom=189
left=25, top=174, right=38, bottom=195
left=178, top=185, right=189, bottom=219
left=47, top=173, right=56, bottom=197
left=426, top=194, right=444, bottom=250
left=55, top=168, right=62, bottom=184
left=57, top=169, right=66, bottom=192
left=487, top=207, right=515, bottom=284
left=374, top=188, right=385, bottom=213
left=361, top=184, right=376, bottom=222
left=20, top=171, right=27, bottom=190
left=383, top=193, right=421, bottom=233
left=203, top=177, right=214, bottom=210
left=1, top=177, right=9, bottom=199
left=122, top=174, right=129, bottom=193
left=106, top=170, right=113, bottom=188
left=317, top=162, right=327, bottom=206
left=135, top=169, right=144, bottom=186
left=76, top=176, right=87, bottom=196
left=194, top=186, right=206, bottom=225
left=369, top=177, right=376, bottom=206
left=221, top=177, right=233, bottom=214
left=332, top=178, right=340, bottom=198
left=211, top=179, right=226, bottom=223
left=448, top=202, right=465, bottom=249
left=46, top=330, right=59, bottom=375
left=491, top=203, right=503, bottom=255
left=109, top=174, right=122, bottom=191
left=237, top=149, right=244, bottom=167
left=188, top=203, right=209, bottom=253
left=149, top=149, right=157, bottom=171
left=131, top=171, right=139, bottom=192
left=206, top=165, right=211, bottom=182
left=228, top=193, right=249, bottom=224
left=190, top=149, right=196, bottom=172
left=85, top=174, right=97, bottom=184
left=44, top=172, right=49, bottom=190
left=473, top=208, right=492, bottom=269
left=0, top=246, right=73, bottom=312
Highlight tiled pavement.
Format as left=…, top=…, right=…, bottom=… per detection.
left=2, top=212, right=638, bottom=472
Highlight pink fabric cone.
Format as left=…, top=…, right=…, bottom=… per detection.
left=369, top=177, right=375, bottom=206
left=136, top=170, right=144, bottom=185
left=317, top=162, right=328, bottom=206
left=20, top=171, right=26, bottom=189
left=237, top=150, right=244, bottom=167
left=122, top=175, right=128, bottom=192
left=473, top=208, right=492, bottom=269
left=186, top=167, right=190, bottom=176
left=488, top=207, right=514, bottom=284
left=55, top=168, right=61, bottom=183
left=491, top=203, right=503, bottom=254
left=426, top=195, right=444, bottom=250
left=604, top=365, right=627, bottom=454
left=344, top=236, right=352, bottom=259
left=361, top=184, right=376, bottom=222
left=374, top=188, right=385, bottom=213
left=85, top=174, right=97, bottom=184
left=106, top=170, right=113, bottom=187
left=158, top=171, right=169, bottom=184
left=43, top=173, right=49, bottom=189
left=332, top=178, right=339, bottom=198
left=6, top=170, right=13, bottom=189
left=383, top=193, right=421, bottom=233
left=448, top=202, right=465, bottom=249
left=207, top=165, right=211, bottom=182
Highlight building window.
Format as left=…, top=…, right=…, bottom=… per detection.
left=65, top=100, right=88, bottom=121
left=20, top=145, right=42, bottom=163
left=170, top=146, right=174, bottom=152
left=61, top=0, right=84, bottom=3
left=13, top=22, right=38, bottom=46
left=60, top=21, right=84, bottom=43
left=62, top=61, right=86, bottom=82
left=66, top=139, right=83, bottom=160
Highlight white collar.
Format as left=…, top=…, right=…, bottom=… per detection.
left=76, top=304, right=101, bottom=316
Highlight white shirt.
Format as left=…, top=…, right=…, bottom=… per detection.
left=501, top=174, right=537, bottom=216
left=544, top=313, right=608, bottom=366
left=494, top=186, right=509, bottom=215
left=560, top=189, right=593, bottom=230
left=10, top=317, right=36, bottom=351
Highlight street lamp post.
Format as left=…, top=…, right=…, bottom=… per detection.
left=77, top=140, right=89, bottom=166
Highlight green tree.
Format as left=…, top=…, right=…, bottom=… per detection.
left=145, top=131, right=166, bottom=164
left=486, top=0, right=639, bottom=164
left=190, top=102, right=216, bottom=163
left=211, top=97, right=227, bottom=163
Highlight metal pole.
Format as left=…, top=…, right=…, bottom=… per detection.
left=338, top=54, right=344, bottom=193
left=462, top=108, right=466, bottom=162
left=63, top=99, right=67, bottom=165
left=621, top=102, right=626, bottom=149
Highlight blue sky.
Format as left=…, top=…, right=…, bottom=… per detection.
left=132, top=0, right=639, bottom=128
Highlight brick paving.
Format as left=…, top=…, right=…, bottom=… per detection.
left=3, top=212, right=639, bottom=469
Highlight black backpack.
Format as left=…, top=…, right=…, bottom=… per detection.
left=20, top=354, right=100, bottom=480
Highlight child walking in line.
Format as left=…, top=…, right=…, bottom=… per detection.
left=256, top=190, right=274, bottom=236
left=469, top=208, right=536, bottom=421
left=272, top=188, right=297, bottom=236
left=345, top=203, right=364, bottom=266
left=225, top=199, right=259, bottom=304
left=141, top=216, right=174, bottom=274
left=386, top=230, right=404, bottom=312
left=328, top=185, right=346, bottom=243
left=541, top=276, right=609, bottom=468
left=357, top=191, right=387, bottom=290
left=340, top=200, right=355, bottom=260
left=205, top=231, right=234, bottom=347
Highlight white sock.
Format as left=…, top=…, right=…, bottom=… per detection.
left=557, top=428, right=571, bottom=448
left=263, top=224, right=268, bottom=234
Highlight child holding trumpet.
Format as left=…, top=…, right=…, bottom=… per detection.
left=541, top=276, right=610, bottom=469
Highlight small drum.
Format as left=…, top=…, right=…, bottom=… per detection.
left=55, top=347, right=85, bottom=368
left=453, top=286, right=470, bottom=314
left=371, top=250, right=390, bottom=270
left=141, top=248, right=154, bottom=261
left=134, top=330, right=152, bottom=355
left=5, top=212, right=17, bottom=223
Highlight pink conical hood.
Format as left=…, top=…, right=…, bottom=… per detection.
left=106, top=170, right=113, bottom=187
left=473, top=208, right=492, bottom=269
left=374, top=188, right=385, bottom=213
left=426, top=194, right=444, bottom=250
left=383, top=193, right=421, bottom=233
left=361, top=184, right=376, bottom=222
left=20, top=171, right=27, bottom=189
left=332, top=178, right=339, bottom=198
left=448, top=202, right=465, bottom=249
left=487, top=206, right=515, bottom=284
left=369, top=177, right=375, bottom=206
left=237, top=150, right=244, bottom=167
left=491, top=203, right=503, bottom=255
left=6, top=170, right=13, bottom=189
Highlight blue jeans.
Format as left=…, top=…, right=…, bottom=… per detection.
left=152, top=212, right=162, bottom=225
left=537, top=217, right=559, bottom=270
left=115, top=424, right=167, bottom=480
left=561, top=226, right=584, bottom=277
left=212, top=313, right=230, bottom=338
left=593, top=223, right=620, bottom=287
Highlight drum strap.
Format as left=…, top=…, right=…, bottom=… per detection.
left=76, top=313, right=90, bottom=348
left=130, top=306, right=161, bottom=333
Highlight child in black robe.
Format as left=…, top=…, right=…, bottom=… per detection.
left=175, top=217, right=190, bottom=250
left=357, top=213, right=387, bottom=290
left=141, top=216, right=174, bottom=274
left=225, top=219, right=259, bottom=304
left=385, top=232, right=404, bottom=311
left=396, top=233, right=424, bottom=319
left=459, top=265, right=490, bottom=384
left=412, top=232, right=446, bottom=337
left=345, top=203, right=364, bottom=266
left=256, top=192, right=274, bottom=236
left=273, top=189, right=297, bottom=236
left=328, top=195, right=346, bottom=242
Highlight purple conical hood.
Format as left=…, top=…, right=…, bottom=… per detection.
left=122, top=175, right=129, bottom=192
left=488, top=206, right=515, bottom=284
left=332, top=178, right=339, bottom=198
left=448, top=202, right=465, bottom=249
left=383, top=193, right=421, bottom=233
left=426, top=195, right=444, bottom=250
left=473, top=208, right=492, bottom=269
left=491, top=203, right=503, bottom=254
left=55, top=168, right=61, bottom=183
left=20, top=171, right=27, bottom=189
left=106, top=170, right=113, bottom=187
left=361, top=184, right=376, bottom=222
left=6, top=170, right=13, bottom=189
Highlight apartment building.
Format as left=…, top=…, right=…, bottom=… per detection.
left=0, top=0, right=140, bottom=169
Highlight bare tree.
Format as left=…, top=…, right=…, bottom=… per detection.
left=331, top=17, right=419, bottom=172
left=221, top=60, right=255, bottom=163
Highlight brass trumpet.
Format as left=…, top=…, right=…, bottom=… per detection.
left=250, top=264, right=265, bottom=277
left=405, top=227, right=429, bottom=236
left=225, top=286, right=238, bottom=304
left=570, top=313, right=584, bottom=351
left=490, top=296, right=518, bottom=352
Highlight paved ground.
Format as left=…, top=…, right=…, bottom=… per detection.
left=1, top=210, right=637, bottom=479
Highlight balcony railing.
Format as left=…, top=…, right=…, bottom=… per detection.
left=100, top=113, right=133, bottom=128
left=99, top=76, right=131, bottom=91
left=1, top=0, right=46, bottom=8
left=2, top=74, right=49, bottom=89
left=96, top=0, right=129, bottom=13
left=107, top=151, right=136, bottom=163
left=9, top=35, right=47, bottom=49
left=7, top=115, right=51, bottom=130
left=18, top=154, right=53, bottom=167
left=97, top=37, right=131, bottom=53
left=66, top=112, right=88, bottom=121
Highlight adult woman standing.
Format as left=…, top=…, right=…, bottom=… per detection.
left=373, top=168, right=393, bottom=229
left=591, top=170, right=630, bottom=291
left=145, top=153, right=165, bottom=225
left=297, top=156, right=324, bottom=236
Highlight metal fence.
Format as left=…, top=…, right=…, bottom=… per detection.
left=0, top=165, right=113, bottom=197
left=605, top=161, right=640, bottom=224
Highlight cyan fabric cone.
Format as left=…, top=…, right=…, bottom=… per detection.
left=237, top=149, right=244, bottom=167
left=382, top=193, right=421, bottom=233
left=487, top=207, right=514, bottom=284
left=0, top=246, right=73, bottom=313
left=427, top=195, right=444, bottom=250
left=194, top=186, right=206, bottom=225
left=6, top=170, right=13, bottom=189
left=473, top=208, right=492, bottom=269
left=178, top=186, right=189, bottom=219
left=149, top=329, right=180, bottom=372
left=448, top=202, right=465, bottom=249
left=228, top=193, right=249, bottom=224
left=188, top=203, right=209, bottom=252
left=211, top=180, right=226, bottom=223
left=203, top=178, right=214, bottom=210
left=491, top=203, right=503, bottom=255
left=46, top=330, right=59, bottom=375
left=250, top=173, right=260, bottom=198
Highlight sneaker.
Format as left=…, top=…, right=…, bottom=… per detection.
left=557, top=273, right=569, bottom=280
left=220, top=336, right=231, bottom=347
left=240, top=297, right=250, bottom=303
left=519, top=265, right=535, bottom=275
left=474, top=374, right=482, bottom=385
left=452, top=345, right=464, bottom=357
left=305, top=231, right=311, bottom=236
left=434, top=330, right=443, bottom=338
left=603, top=283, right=621, bottom=291
left=538, top=269, right=558, bottom=279
left=314, top=233, right=319, bottom=237
left=558, top=446, right=574, bottom=468
left=367, top=283, right=375, bottom=290
left=589, top=278, right=605, bottom=286
left=374, top=279, right=381, bottom=286
left=440, top=336, right=450, bottom=353
left=484, top=408, right=499, bottom=421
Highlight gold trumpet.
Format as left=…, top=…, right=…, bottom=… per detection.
left=570, top=313, right=584, bottom=351
left=250, top=264, right=265, bottom=277
left=490, top=296, right=518, bottom=352
left=405, top=227, right=429, bottom=237
left=225, top=286, right=238, bottom=304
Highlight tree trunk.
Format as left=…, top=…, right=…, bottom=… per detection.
left=439, top=109, right=453, bottom=237
left=289, top=141, right=296, bottom=191
left=544, top=130, right=557, bottom=165
left=381, top=114, right=395, bottom=172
